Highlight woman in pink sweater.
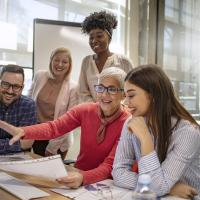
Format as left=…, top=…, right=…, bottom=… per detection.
left=0, top=67, right=130, bottom=188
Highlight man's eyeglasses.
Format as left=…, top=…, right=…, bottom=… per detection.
left=94, top=84, right=123, bottom=95
left=0, top=81, right=23, bottom=92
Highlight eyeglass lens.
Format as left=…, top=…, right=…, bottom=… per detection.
left=95, top=85, right=121, bottom=94
left=0, top=81, right=22, bottom=91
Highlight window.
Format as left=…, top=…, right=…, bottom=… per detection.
left=0, top=0, right=126, bottom=94
left=162, top=0, right=200, bottom=119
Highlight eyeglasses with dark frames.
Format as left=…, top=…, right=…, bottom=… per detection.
left=0, top=81, right=23, bottom=92
left=94, top=84, right=123, bottom=95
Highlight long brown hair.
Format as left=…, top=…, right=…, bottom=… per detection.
left=125, top=64, right=199, bottom=162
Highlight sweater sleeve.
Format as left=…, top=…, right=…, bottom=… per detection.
left=68, top=82, right=79, bottom=109
left=22, top=107, right=81, bottom=140
left=27, top=70, right=41, bottom=98
left=80, top=142, right=118, bottom=185
left=46, top=81, right=78, bottom=154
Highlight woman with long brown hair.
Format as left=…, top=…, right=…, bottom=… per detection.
left=112, top=64, right=200, bottom=199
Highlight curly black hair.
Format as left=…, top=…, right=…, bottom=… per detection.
left=81, top=11, right=117, bottom=37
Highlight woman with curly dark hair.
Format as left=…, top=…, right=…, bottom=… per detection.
left=78, top=11, right=133, bottom=103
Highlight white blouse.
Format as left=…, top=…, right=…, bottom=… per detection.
left=78, top=54, right=133, bottom=103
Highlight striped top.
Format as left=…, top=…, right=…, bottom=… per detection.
left=112, top=116, right=200, bottom=199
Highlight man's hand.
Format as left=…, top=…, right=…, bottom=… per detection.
left=170, top=182, right=198, bottom=199
left=56, top=171, right=83, bottom=189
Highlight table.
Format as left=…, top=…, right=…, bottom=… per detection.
left=0, top=173, right=185, bottom=200
left=0, top=153, right=71, bottom=200
left=0, top=178, right=70, bottom=200
left=0, top=153, right=187, bottom=200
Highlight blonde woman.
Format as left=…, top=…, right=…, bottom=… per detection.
left=29, top=47, right=78, bottom=159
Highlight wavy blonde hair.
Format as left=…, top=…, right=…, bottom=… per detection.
left=49, top=47, right=72, bottom=79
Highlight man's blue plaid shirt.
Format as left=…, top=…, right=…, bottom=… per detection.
left=0, top=95, right=37, bottom=154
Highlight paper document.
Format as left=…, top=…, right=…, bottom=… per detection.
left=0, top=172, right=49, bottom=200
left=0, top=154, right=67, bottom=180
left=52, top=179, right=133, bottom=200
left=51, top=179, right=187, bottom=200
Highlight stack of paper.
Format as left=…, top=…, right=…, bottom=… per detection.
left=0, top=154, right=67, bottom=180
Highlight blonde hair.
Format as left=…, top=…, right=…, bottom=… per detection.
left=49, top=47, right=72, bottom=79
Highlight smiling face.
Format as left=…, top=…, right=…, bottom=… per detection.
left=89, top=28, right=110, bottom=54
left=124, top=81, right=151, bottom=117
left=51, top=52, right=70, bottom=80
left=96, top=76, right=124, bottom=117
left=0, top=72, right=24, bottom=106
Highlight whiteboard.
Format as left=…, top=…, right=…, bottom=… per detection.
left=33, top=18, right=93, bottom=82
